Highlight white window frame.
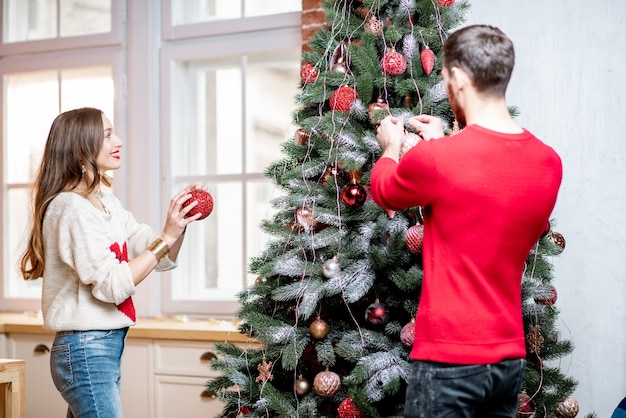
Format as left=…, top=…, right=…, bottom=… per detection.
left=0, top=0, right=124, bottom=56
left=159, top=15, right=302, bottom=316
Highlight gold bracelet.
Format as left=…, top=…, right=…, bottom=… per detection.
left=147, top=238, right=170, bottom=262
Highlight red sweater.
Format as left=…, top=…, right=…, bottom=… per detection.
left=370, top=125, right=562, bottom=364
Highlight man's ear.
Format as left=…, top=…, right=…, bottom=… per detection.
left=449, top=66, right=471, bottom=90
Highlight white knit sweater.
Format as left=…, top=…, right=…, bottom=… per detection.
left=41, top=191, right=176, bottom=331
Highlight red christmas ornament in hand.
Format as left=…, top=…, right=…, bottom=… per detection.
left=183, top=189, right=214, bottom=220
left=420, top=47, right=435, bottom=75
left=381, top=50, right=407, bottom=76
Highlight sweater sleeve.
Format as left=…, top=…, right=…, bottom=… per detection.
left=370, top=142, right=439, bottom=210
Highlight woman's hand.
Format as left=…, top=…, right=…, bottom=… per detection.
left=160, top=185, right=205, bottom=247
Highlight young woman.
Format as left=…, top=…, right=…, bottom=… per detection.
left=20, top=107, right=204, bottom=418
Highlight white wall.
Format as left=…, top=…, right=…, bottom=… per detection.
left=468, top=1, right=626, bottom=416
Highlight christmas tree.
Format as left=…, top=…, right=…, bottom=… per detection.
left=206, top=1, right=592, bottom=417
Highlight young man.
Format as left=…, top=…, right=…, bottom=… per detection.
left=370, top=25, right=563, bottom=417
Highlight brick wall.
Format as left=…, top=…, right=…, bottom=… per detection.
left=301, top=0, right=325, bottom=50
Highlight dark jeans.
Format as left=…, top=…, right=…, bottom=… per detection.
left=404, top=358, right=526, bottom=418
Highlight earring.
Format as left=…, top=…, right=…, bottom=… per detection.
left=81, top=165, right=86, bottom=174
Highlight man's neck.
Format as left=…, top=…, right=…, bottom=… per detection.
left=464, top=95, right=523, bottom=134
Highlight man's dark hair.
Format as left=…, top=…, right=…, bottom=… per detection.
left=443, top=24, right=515, bottom=97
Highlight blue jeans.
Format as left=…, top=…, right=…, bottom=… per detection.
left=50, top=328, right=129, bottom=418
left=404, top=359, right=526, bottom=418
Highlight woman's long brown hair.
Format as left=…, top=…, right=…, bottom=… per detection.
left=20, top=107, right=112, bottom=280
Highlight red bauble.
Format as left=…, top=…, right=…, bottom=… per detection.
left=313, top=370, right=341, bottom=397
left=338, top=397, right=362, bottom=418
left=400, top=320, right=415, bottom=347
left=517, top=391, right=534, bottom=417
left=436, top=0, right=455, bottom=6
left=534, top=284, right=558, bottom=306
left=300, top=62, right=319, bottom=84
left=381, top=50, right=407, bottom=76
left=405, top=224, right=424, bottom=254
left=341, top=183, right=367, bottom=208
left=420, top=47, right=435, bottom=75
left=182, top=189, right=214, bottom=220
left=329, top=86, right=358, bottom=112
left=365, top=302, right=389, bottom=325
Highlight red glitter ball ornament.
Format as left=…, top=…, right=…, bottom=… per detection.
left=381, top=50, right=407, bottom=76
left=436, top=0, right=455, bottom=6
left=338, top=397, right=362, bottom=418
left=405, top=224, right=424, bottom=254
left=300, top=62, right=319, bottom=84
left=182, top=189, right=214, bottom=220
left=329, top=86, right=358, bottom=112
left=516, top=390, right=534, bottom=417
left=341, top=182, right=367, bottom=208
left=400, top=320, right=415, bottom=347
left=420, top=47, right=435, bottom=75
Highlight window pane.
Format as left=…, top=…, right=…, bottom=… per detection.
left=246, top=180, right=281, bottom=285
left=60, top=66, right=113, bottom=115
left=245, top=51, right=300, bottom=173
left=171, top=182, right=244, bottom=301
left=3, top=0, right=56, bottom=42
left=60, top=0, right=111, bottom=37
left=3, top=0, right=112, bottom=43
left=170, top=0, right=300, bottom=25
left=172, top=57, right=243, bottom=176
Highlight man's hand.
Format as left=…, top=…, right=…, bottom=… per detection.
left=407, top=115, right=445, bottom=140
left=376, top=116, right=405, bottom=162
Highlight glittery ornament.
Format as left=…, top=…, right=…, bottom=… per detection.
left=400, top=132, right=421, bottom=157
left=300, top=62, right=319, bottom=84
left=310, top=317, right=330, bottom=339
left=364, top=15, right=383, bottom=36
left=182, top=189, right=214, bottom=220
left=255, top=357, right=274, bottom=383
left=420, top=46, right=435, bottom=75
left=329, top=86, right=358, bottom=112
left=516, top=390, right=534, bottom=418
left=555, top=396, right=579, bottom=418
left=341, top=182, right=367, bottom=208
left=526, top=324, right=544, bottom=355
left=405, top=224, right=424, bottom=254
left=294, top=128, right=311, bottom=145
left=239, top=406, right=251, bottom=415
left=533, top=284, right=557, bottom=306
left=296, top=206, right=317, bottom=231
left=436, top=0, right=455, bottom=6
left=365, top=302, right=389, bottom=325
left=381, top=49, right=407, bottom=76
left=338, top=397, right=362, bottom=418
left=294, top=377, right=311, bottom=396
left=313, top=370, right=341, bottom=397
left=323, top=258, right=341, bottom=278
left=400, top=320, right=415, bottom=347
left=368, top=98, right=389, bottom=125
left=546, top=230, right=566, bottom=254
